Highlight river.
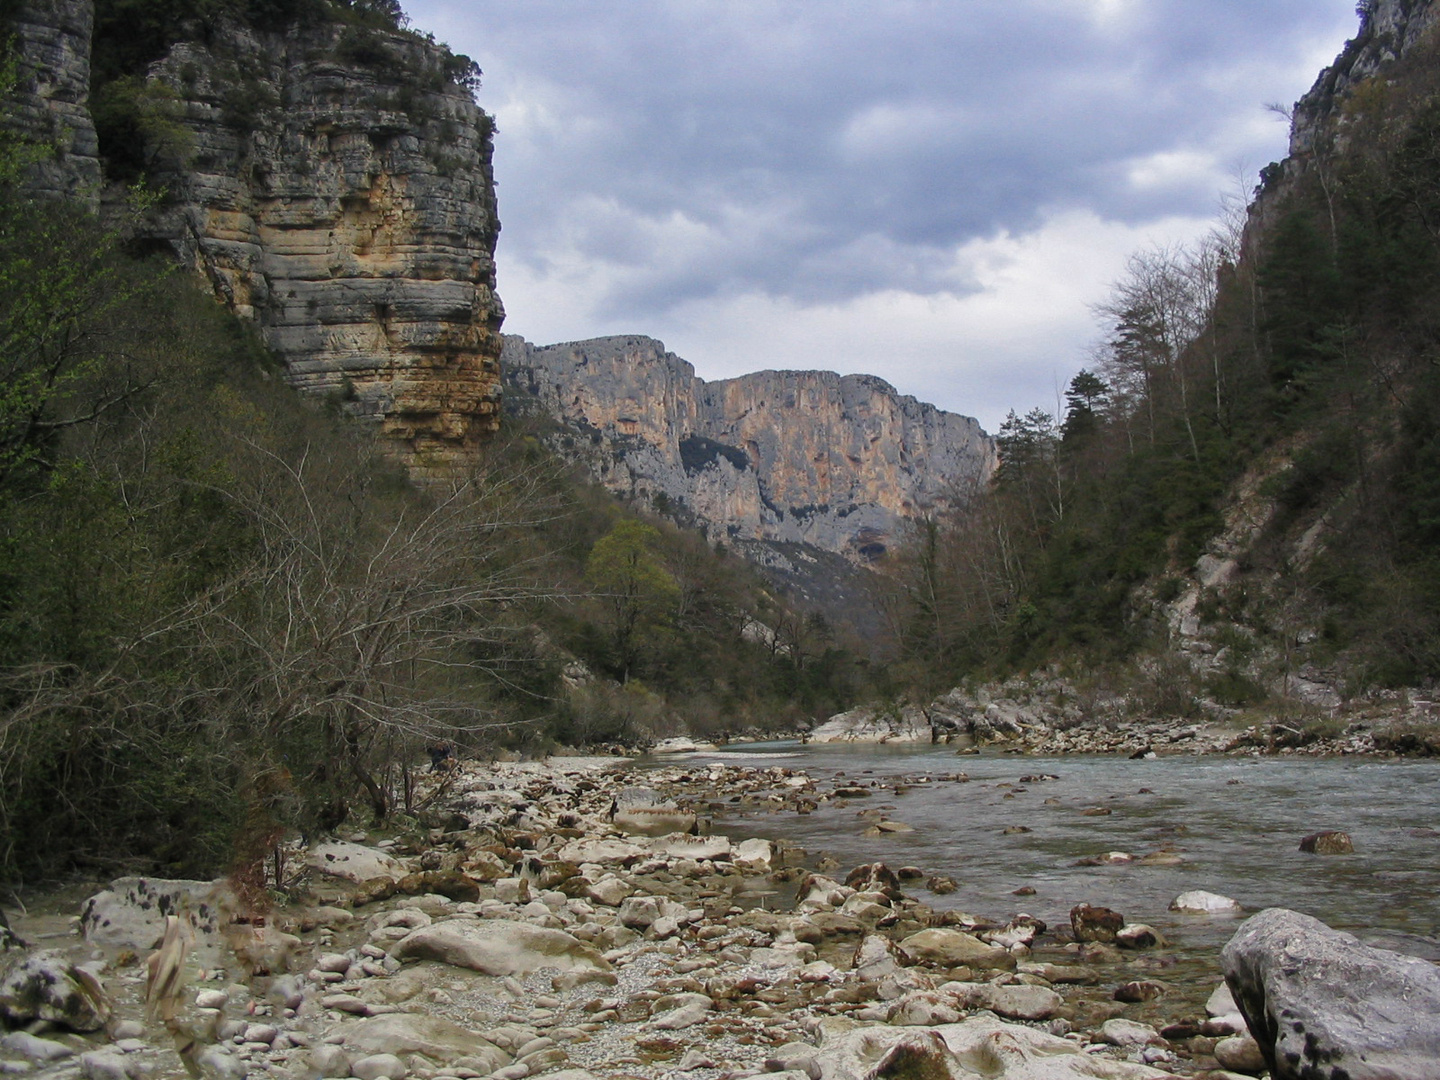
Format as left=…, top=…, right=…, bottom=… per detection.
left=691, top=743, right=1440, bottom=987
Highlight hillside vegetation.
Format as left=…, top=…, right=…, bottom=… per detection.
left=884, top=12, right=1440, bottom=717
left=0, top=110, right=866, bottom=885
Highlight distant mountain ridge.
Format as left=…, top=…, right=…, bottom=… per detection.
left=502, top=334, right=995, bottom=566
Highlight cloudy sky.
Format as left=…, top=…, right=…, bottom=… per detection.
left=403, top=0, right=1361, bottom=434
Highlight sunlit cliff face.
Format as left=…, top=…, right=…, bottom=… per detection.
left=503, top=334, right=995, bottom=561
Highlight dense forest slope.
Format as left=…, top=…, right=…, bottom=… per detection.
left=882, top=0, right=1440, bottom=731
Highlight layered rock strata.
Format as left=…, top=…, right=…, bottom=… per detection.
left=8, top=3, right=504, bottom=477
left=4, top=0, right=102, bottom=207
left=145, top=23, right=504, bottom=476
left=504, top=334, right=994, bottom=560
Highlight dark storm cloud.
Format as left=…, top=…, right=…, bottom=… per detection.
left=405, top=0, right=1357, bottom=318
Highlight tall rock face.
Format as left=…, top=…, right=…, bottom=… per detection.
left=6, top=3, right=504, bottom=477
left=504, top=335, right=995, bottom=562
left=4, top=0, right=102, bottom=206
left=1267, top=0, right=1440, bottom=191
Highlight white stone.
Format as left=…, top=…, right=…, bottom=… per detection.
left=1170, top=890, right=1243, bottom=914
left=733, top=838, right=774, bottom=870
left=1206, top=982, right=1238, bottom=1017
left=584, top=877, right=632, bottom=907
left=553, top=838, right=647, bottom=864
left=308, top=842, right=409, bottom=884
left=646, top=834, right=731, bottom=860
left=390, top=919, right=608, bottom=977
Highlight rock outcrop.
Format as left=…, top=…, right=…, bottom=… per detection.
left=808, top=704, right=935, bottom=743
left=504, top=334, right=994, bottom=561
left=3, top=0, right=102, bottom=207
left=8, top=3, right=504, bottom=478
left=147, top=21, right=503, bottom=477
left=1288, top=0, right=1440, bottom=161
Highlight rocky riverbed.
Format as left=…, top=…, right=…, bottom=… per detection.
left=0, top=756, right=1427, bottom=1080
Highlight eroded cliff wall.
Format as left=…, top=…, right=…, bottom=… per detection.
left=1261, top=0, right=1440, bottom=198
left=7, top=2, right=503, bottom=478
left=504, top=335, right=995, bottom=561
left=5, top=0, right=102, bottom=206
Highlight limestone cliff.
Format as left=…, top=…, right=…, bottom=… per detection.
left=4, top=0, right=102, bottom=207
left=7, top=2, right=503, bottom=477
left=504, top=335, right=995, bottom=562
left=1264, top=0, right=1440, bottom=193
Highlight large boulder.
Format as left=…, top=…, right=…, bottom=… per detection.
left=1221, top=907, right=1440, bottom=1079
left=80, top=876, right=297, bottom=972
left=80, top=877, right=238, bottom=958
left=341, top=1014, right=510, bottom=1074
left=809, top=705, right=933, bottom=744
left=896, top=929, right=1015, bottom=970
left=307, top=842, right=410, bottom=883
left=0, top=950, right=109, bottom=1032
left=389, top=919, right=609, bottom=976
left=814, top=1014, right=1179, bottom=1079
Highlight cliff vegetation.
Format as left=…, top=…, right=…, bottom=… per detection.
left=0, top=70, right=872, bottom=885
left=882, top=2, right=1440, bottom=729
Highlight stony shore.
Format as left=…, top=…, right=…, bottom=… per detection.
left=800, top=707, right=1429, bottom=758
left=0, top=755, right=1298, bottom=1080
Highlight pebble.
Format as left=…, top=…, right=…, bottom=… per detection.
left=352, top=1053, right=408, bottom=1080
left=195, top=989, right=229, bottom=1010
left=1214, top=1033, right=1267, bottom=1073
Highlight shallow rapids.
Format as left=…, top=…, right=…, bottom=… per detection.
left=693, top=744, right=1440, bottom=984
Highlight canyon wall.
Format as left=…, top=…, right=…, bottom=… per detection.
left=6, top=0, right=102, bottom=206
left=504, top=335, right=995, bottom=561
left=7, top=2, right=504, bottom=478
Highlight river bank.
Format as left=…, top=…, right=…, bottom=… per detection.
left=2, top=753, right=1435, bottom=1080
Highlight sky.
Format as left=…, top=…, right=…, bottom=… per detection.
left=401, top=0, right=1363, bottom=435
